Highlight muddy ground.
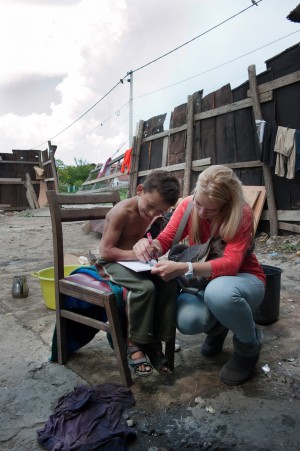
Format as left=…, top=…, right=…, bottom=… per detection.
left=0, top=209, right=299, bottom=451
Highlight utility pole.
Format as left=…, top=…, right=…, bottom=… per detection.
left=127, top=70, right=133, bottom=147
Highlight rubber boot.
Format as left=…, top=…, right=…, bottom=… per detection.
left=201, top=324, right=229, bottom=357
left=220, top=328, right=263, bottom=386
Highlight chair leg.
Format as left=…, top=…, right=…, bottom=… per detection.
left=165, top=329, right=176, bottom=370
left=105, top=300, right=133, bottom=387
left=56, top=295, right=68, bottom=365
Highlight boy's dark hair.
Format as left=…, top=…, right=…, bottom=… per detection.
left=142, top=170, right=180, bottom=206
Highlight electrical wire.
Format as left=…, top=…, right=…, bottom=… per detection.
left=132, top=0, right=263, bottom=74
left=60, top=28, right=299, bottom=150
left=30, top=0, right=263, bottom=151
left=134, top=29, right=300, bottom=100
left=31, top=80, right=124, bottom=149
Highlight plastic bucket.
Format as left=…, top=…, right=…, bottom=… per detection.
left=253, top=264, right=282, bottom=325
left=31, top=265, right=80, bottom=310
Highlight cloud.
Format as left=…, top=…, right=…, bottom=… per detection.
left=0, top=0, right=299, bottom=164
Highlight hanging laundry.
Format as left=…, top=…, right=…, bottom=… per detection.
left=121, top=148, right=132, bottom=174
left=98, top=158, right=112, bottom=178
left=260, top=121, right=278, bottom=168
left=274, top=126, right=296, bottom=179
left=255, top=119, right=266, bottom=145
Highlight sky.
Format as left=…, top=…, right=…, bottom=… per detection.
left=0, top=0, right=299, bottom=166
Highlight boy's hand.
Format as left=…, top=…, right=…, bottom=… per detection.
left=133, top=238, right=159, bottom=263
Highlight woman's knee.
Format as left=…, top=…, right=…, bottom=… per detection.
left=176, top=293, right=212, bottom=335
left=204, top=277, right=237, bottom=311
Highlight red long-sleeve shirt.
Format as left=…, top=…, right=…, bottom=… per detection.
left=157, top=196, right=266, bottom=285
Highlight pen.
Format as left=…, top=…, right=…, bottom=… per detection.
left=147, top=232, right=158, bottom=262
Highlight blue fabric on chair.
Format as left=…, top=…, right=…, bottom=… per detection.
left=50, top=266, right=127, bottom=361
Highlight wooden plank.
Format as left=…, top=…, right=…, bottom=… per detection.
left=128, top=121, right=144, bottom=198
left=247, top=70, right=300, bottom=97
left=183, top=95, right=194, bottom=197
left=243, top=186, right=266, bottom=234
left=24, top=173, right=39, bottom=208
left=38, top=180, right=48, bottom=208
left=143, top=124, right=187, bottom=143
left=261, top=210, right=300, bottom=221
left=82, top=171, right=123, bottom=186
left=0, top=178, right=23, bottom=184
left=42, top=160, right=51, bottom=166
left=243, top=189, right=260, bottom=209
left=278, top=222, right=300, bottom=234
left=193, top=158, right=212, bottom=168
left=141, top=91, right=273, bottom=144
left=137, top=158, right=212, bottom=178
left=194, top=91, right=272, bottom=121
left=48, top=141, right=59, bottom=193
left=248, top=64, right=278, bottom=236
left=168, top=104, right=187, bottom=166
left=0, top=204, right=11, bottom=207
left=215, top=84, right=236, bottom=164
left=193, top=160, right=262, bottom=172
left=0, top=160, right=37, bottom=165
left=162, top=136, right=168, bottom=167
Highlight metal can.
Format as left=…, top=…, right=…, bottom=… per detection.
left=12, top=275, right=29, bottom=298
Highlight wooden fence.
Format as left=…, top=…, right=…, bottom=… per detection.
left=126, top=43, right=300, bottom=235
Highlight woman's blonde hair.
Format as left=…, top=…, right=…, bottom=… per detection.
left=190, top=165, right=249, bottom=242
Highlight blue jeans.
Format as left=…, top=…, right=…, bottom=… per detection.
left=176, top=273, right=265, bottom=344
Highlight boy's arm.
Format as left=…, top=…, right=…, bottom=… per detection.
left=100, top=209, right=137, bottom=261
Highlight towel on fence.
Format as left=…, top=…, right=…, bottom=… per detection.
left=274, top=126, right=296, bottom=179
left=120, top=148, right=132, bottom=174
left=98, top=158, right=112, bottom=178
left=260, top=120, right=278, bottom=168
left=37, top=383, right=136, bottom=450
left=50, top=266, right=127, bottom=361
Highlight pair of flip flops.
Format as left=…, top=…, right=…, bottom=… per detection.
left=127, top=345, right=153, bottom=377
left=127, top=343, right=172, bottom=377
left=143, top=342, right=172, bottom=375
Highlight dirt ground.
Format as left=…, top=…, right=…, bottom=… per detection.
left=0, top=209, right=300, bottom=451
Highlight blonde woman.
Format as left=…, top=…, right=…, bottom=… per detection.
left=133, top=165, right=266, bottom=385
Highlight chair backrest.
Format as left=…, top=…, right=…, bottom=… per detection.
left=46, top=190, right=120, bottom=281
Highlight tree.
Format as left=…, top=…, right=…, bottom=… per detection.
left=57, top=158, right=96, bottom=191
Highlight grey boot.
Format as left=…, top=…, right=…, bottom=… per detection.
left=201, top=326, right=229, bottom=357
left=220, top=328, right=263, bottom=386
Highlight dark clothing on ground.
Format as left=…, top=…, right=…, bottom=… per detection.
left=37, top=383, right=136, bottom=450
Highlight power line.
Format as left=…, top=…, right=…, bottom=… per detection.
left=31, top=79, right=126, bottom=149
left=30, top=0, right=263, bottom=151
left=132, top=0, right=263, bottom=73
left=59, top=101, right=129, bottom=149
left=134, top=29, right=300, bottom=100
left=56, top=29, right=298, bottom=153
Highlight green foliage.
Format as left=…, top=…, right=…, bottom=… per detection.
left=119, top=188, right=129, bottom=200
left=57, top=158, right=96, bottom=191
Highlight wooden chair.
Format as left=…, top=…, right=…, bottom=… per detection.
left=46, top=190, right=176, bottom=386
left=46, top=190, right=133, bottom=387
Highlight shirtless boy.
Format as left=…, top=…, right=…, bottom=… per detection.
left=96, top=170, right=180, bottom=376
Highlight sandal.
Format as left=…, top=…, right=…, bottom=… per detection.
left=127, top=345, right=153, bottom=377
left=143, top=342, right=172, bottom=375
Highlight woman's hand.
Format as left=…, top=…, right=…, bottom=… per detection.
left=151, top=260, right=187, bottom=281
left=133, top=238, right=160, bottom=263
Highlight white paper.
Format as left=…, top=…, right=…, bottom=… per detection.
left=116, top=260, right=157, bottom=272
